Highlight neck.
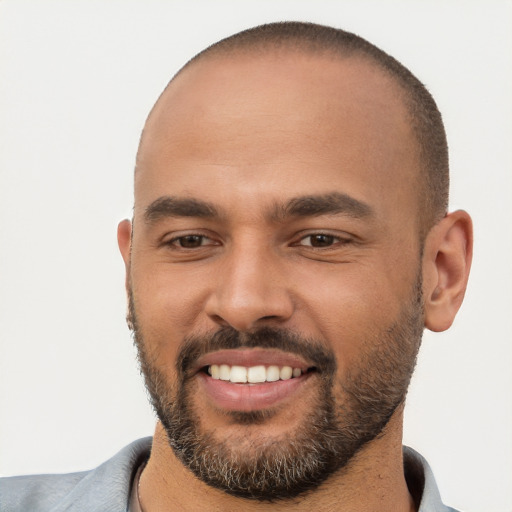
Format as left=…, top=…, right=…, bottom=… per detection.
left=138, top=407, right=415, bottom=512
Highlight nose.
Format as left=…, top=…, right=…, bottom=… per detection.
left=204, top=241, right=294, bottom=332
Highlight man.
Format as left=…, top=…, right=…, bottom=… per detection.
left=0, top=21, right=472, bottom=511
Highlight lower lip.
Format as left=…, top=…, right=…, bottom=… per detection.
left=197, top=372, right=313, bottom=411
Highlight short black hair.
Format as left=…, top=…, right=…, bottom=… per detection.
left=156, top=22, right=450, bottom=235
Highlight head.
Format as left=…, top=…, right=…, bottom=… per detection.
left=118, top=22, right=472, bottom=501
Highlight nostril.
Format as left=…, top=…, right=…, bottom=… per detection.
left=208, top=314, right=231, bottom=327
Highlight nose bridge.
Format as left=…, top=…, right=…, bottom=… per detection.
left=206, top=233, right=293, bottom=330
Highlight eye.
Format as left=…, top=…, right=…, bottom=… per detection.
left=170, top=234, right=211, bottom=248
left=299, top=234, right=338, bottom=248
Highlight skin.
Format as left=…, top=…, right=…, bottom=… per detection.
left=118, top=50, right=472, bottom=511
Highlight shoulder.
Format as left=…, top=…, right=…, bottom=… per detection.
left=0, top=471, right=89, bottom=511
left=0, top=437, right=152, bottom=512
left=403, top=446, right=462, bottom=512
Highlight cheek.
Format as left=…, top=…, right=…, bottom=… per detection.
left=292, top=263, right=408, bottom=367
left=130, top=263, right=209, bottom=361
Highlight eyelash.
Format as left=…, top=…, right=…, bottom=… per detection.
left=164, top=232, right=352, bottom=250
left=166, top=233, right=217, bottom=249
left=294, top=232, right=352, bottom=249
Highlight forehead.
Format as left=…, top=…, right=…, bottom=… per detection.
left=135, top=50, right=420, bottom=223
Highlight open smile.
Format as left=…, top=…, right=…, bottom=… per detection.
left=195, top=349, right=317, bottom=411
left=207, top=363, right=305, bottom=383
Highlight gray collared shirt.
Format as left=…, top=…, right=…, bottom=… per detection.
left=0, top=438, right=460, bottom=511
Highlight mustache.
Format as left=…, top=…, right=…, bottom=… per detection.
left=177, top=326, right=337, bottom=379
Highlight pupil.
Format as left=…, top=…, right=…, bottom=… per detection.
left=180, top=235, right=202, bottom=248
left=311, top=234, right=333, bottom=247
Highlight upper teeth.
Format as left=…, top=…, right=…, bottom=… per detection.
left=208, top=364, right=303, bottom=383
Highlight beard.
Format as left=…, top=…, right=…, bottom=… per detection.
left=128, top=276, right=424, bottom=502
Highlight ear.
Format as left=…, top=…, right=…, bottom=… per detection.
left=117, top=219, right=132, bottom=291
left=422, top=210, right=473, bottom=332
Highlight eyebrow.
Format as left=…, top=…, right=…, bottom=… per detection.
left=144, top=196, right=218, bottom=223
left=276, top=192, right=374, bottom=221
left=143, top=192, right=373, bottom=224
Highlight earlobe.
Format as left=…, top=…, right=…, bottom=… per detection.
left=423, top=210, right=473, bottom=332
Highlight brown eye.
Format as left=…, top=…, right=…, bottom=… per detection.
left=176, top=235, right=205, bottom=248
left=307, top=234, right=335, bottom=247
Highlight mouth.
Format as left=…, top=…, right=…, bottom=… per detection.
left=202, top=363, right=315, bottom=383
left=195, top=349, right=318, bottom=412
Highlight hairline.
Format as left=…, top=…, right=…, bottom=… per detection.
left=138, top=23, right=449, bottom=240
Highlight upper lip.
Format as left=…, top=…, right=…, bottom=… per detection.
left=195, top=348, right=313, bottom=374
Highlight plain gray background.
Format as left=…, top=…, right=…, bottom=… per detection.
left=1, top=1, right=511, bottom=511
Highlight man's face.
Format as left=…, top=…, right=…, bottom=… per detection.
left=125, top=52, right=425, bottom=499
